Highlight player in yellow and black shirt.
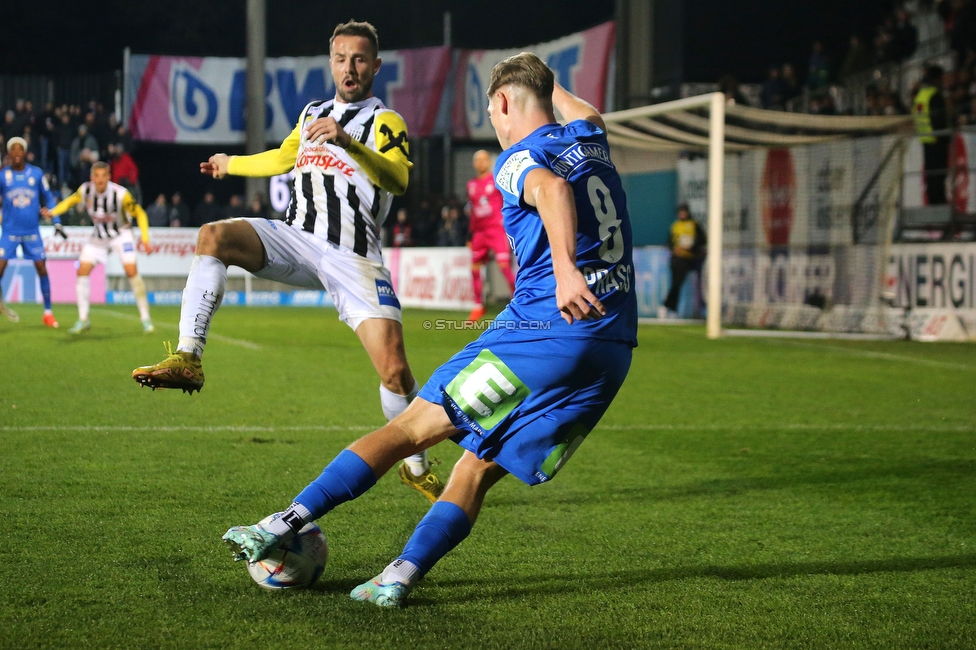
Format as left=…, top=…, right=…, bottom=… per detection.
left=660, top=202, right=706, bottom=317
left=132, top=20, right=443, bottom=501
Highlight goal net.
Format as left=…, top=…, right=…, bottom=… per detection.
left=604, top=96, right=909, bottom=336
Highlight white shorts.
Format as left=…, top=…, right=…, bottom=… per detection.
left=80, top=229, right=137, bottom=266
left=245, top=218, right=402, bottom=330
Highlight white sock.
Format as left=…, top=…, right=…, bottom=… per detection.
left=380, top=558, right=421, bottom=586
left=177, top=256, right=226, bottom=357
left=129, top=274, right=151, bottom=321
left=380, top=381, right=429, bottom=476
left=76, top=275, right=90, bottom=321
left=264, top=502, right=313, bottom=538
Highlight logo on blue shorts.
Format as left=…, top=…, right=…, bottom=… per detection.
left=375, top=279, right=400, bottom=309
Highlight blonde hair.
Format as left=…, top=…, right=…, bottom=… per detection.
left=487, top=52, right=554, bottom=110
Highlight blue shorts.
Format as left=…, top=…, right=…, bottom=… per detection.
left=0, top=230, right=46, bottom=261
left=418, top=328, right=632, bottom=486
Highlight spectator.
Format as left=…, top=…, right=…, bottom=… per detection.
left=413, top=196, right=439, bottom=246
left=781, top=63, right=800, bottom=102
left=146, top=194, right=170, bottom=227
left=247, top=193, right=269, bottom=218
left=760, top=66, right=788, bottom=110
left=807, top=41, right=830, bottom=91
left=436, top=204, right=465, bottom=247
left=839, top=34, right=873, bottom=80
left=891, top=8, right=919, bottom=61
left=224, top=194, right=245, bottom=219
left=391, top=207, right=413, bottom=247
left=2, top=110, right=19, bottom=140
left=39, top=103, right=55, bottom=174
left=54, top=112, right=75, bottom=187
left=169, top=192, right=190, bottom=227
left=718, top=74, right=750, bottom=106
left=70, top=123, right=99, bottom=188
left=193, top=191, right=221, bottom=226
left=110, top=145, right=140, bottom=199
left=11, top=99, right=31, bottom=136
left=23, top=128, right=42, bottom=166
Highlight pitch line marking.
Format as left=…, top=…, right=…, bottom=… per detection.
left=766, top=339, right=973, bottom=371
left=96, top=308, right=263, bottom=350
left=3, top=424, right=973, bottom=433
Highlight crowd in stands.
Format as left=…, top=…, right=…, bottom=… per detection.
left=384, top=196, right=472, bottom=248
left=725, top=1, right=976, bottom=117
left=0, top=99, right=276, bottom=228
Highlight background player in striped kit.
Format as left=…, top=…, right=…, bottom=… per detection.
left=132, top=20, right=443, bottom=502
left=48, top=161, right=155, bottom=334
left=0, top=137, right=64, bottom=327
left=466, top=149, right=516, bottom=322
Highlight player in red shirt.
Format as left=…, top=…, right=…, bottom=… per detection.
left=465, top=149, right=516, bottom=321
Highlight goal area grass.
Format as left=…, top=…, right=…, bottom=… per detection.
left=2, top=304, right=974, bottom=648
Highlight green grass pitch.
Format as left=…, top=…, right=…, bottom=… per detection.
left=2, top=303, right=974, bottom=648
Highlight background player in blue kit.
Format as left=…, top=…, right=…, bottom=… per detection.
left=0, top=137, right=66, bottom=327
left=223, top=52, right=638, bottom=608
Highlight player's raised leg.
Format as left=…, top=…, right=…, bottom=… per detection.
left=222, top=398, right=457, bottom=562
left=132, top=219, right=265, bottom=392
left=357, top=317, right=445, bottom=502
left=351, top=452, right=507, bottom=607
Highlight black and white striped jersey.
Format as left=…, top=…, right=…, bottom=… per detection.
left=70, top=181, right=139, bottom=239
left=284, top=97, right=407, bottom=263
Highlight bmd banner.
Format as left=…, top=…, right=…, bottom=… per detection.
left=452, top=21, right=615, bottom=140
left=125, top=47, right=453, bottom=143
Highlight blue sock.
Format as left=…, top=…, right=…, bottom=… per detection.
left=293, top=450, right=377, bottom=520
left=397, top=502, right=472, bottom=577
left=39, top=275, right=52, bottom=310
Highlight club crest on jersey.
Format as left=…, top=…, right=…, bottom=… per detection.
left=4, top=170, right=11, bottom=183
left=27, top=176, right=35, bottom=186
left=375, top=279, right=400, bottom=308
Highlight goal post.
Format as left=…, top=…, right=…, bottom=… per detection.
left=604, top=94, right=909, bottom=338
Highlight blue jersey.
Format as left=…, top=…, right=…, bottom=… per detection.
left=0, top=164, right=57, bottom=236
left=493, top=119, right=638, bottom=346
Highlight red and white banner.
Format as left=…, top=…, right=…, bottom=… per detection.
left=125, top=47, right=453, bottom=143
left=39, top=226, right=247, bottom=277
left=125, top=22, right=615, bottom=144
left=452, top=22, right=615, bottom=140
left=384, top=247, right=477, bottom=310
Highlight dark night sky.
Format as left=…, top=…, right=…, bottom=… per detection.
left=1, top=0, right=894, bottom=83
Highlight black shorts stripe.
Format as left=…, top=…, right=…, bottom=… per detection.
left=348, top=184, right=367, bottom=257
left=301, top=172, right=317, bottom=233
left=323, top=175, right=342, bottom=245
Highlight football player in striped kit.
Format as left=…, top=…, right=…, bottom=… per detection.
left=49, top=161, right=154, bottom=334
left=132, top=20, right=443, bottom=502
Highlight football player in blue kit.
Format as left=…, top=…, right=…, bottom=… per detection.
left=223, top=52, right=638, bottom=607
left=0, top=137, right=66, bottom=327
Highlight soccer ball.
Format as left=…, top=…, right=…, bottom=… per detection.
left=246, top=514, right=329, bottom=590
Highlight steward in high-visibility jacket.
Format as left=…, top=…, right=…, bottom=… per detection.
left=913, top=66, right=948, bottom=205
